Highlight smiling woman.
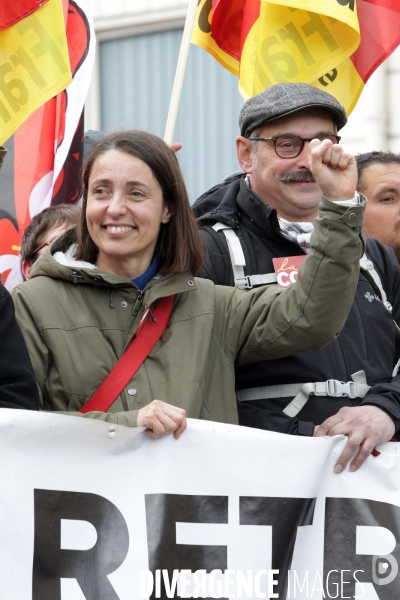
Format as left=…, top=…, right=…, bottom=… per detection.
left=12, top=130, right=365, bottom=440
left=76, top=131, right=202, bottom=278
left=84, top=151, right=172, bottom=279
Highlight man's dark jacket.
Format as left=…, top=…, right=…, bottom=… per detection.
left=0, top=283, right=39, bottom=410
left=193, top=173, right=400, bottom=436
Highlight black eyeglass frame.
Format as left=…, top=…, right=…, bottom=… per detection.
left=247, top=134, right=341, bottom=158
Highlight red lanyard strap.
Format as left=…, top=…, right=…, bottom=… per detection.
left=79, top=295, right=175, bottom=414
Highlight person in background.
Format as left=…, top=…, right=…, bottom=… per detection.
left=193, top=83, right=400, bottom=473
left=0, top=142, right=39, bottom=410
left=20, top=204, right=80, bottom=280
left=12, top=129, right=363, bottom=439
left=0, top=284, right=40, bottom=410
left=356, top=151, right=400, bottom=262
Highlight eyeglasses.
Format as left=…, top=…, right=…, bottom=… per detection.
left=31, top=234, right=61, bottom=260
left=31, top=240, right=52, bottom=259
left=247, top=134, right=341, bottom=159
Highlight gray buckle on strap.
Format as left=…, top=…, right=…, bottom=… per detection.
left=235, top=276, right=252, bottom=289
left=235, top=273, right=278, bottom=290
left=325, top=379, right=357, bottom=398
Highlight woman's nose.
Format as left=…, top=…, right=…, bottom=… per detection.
left=107, top=193, right=127, bottom=215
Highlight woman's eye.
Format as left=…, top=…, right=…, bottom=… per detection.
left=93, top=188, right=108, bottom=196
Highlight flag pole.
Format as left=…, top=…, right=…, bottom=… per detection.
left=164, top=0, right=198, bottom=145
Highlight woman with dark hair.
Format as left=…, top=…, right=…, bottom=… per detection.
left=12, top=130, right=364, bottom=438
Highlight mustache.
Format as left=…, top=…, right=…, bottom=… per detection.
left=276, top=170, right=316, bottom=183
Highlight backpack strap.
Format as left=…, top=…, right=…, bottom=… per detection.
left=237, top=371, right=371, bottom=417
left=360, top=253, right=392, bottom=313
left=212, top=223, right=277, bottom=289
left=213, top=224, right=394, bottom=307
left=79, top=295, right=175, bottom=414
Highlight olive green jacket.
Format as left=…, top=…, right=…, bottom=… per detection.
left=12, top=196, right=365, bottom=427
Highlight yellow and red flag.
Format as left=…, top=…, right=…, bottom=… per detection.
left=0, top=1, right=49, bottom=30
left=192, top=0, right=400, bottom=114
left=0, top=0, right=72, bottom=146
left=0, top=0, right=95, bottom=290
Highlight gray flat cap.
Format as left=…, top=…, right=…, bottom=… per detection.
left=240, top=83, right=347, bottom=137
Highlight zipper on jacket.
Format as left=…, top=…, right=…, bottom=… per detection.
left=132, top=291, right=144, bottom=316
left=130, top=272, right=180, bottom=317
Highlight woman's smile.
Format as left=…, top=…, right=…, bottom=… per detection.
left=102, top=224, right=137, bottom=237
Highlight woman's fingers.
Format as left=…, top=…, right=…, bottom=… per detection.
left=137, top=400, right=187, bottom=438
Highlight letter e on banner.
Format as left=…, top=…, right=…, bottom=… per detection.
left=145, top=494, right=228, bottom=600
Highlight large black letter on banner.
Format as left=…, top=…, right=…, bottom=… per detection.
left=324, top=498, right=400, bottom=599
left=240, top=497, right=316, bottom=599
left=32, top=489, right=129, bottom=600
left=145, top=494, right=228, bottom=599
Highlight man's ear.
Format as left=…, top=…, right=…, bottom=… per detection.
left=236, top=136, right=255, bottom=173
left=21, top=260, right=32, bottom=281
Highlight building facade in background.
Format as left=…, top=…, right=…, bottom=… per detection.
left=86, top=0, right=400, bottom=202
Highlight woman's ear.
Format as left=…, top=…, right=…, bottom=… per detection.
left=161, top=203, right=173, bottom=224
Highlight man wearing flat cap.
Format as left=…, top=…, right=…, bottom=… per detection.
left=193, top=82, right=400, bottom=473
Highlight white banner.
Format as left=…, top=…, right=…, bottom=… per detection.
left=0, top=410, right=399, bottom=600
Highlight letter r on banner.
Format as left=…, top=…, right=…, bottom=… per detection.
left=32, top=489, right=129, bottom=600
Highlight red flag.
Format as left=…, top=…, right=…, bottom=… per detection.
left=0, top=0, right=95, bottom=289
left=351, top=0, right=400, bottom=82
left=0, top=0, right=49, bottom=30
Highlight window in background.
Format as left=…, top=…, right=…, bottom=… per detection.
left=100, top=29, right=243, bottom=202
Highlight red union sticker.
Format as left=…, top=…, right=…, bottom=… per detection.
left=272, top=256, right=306, bottom=288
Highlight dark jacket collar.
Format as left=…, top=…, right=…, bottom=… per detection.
left=193, top=173, right=282, bottom=239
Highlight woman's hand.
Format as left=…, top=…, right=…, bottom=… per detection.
left=137, top=400, right=187, bottom=439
